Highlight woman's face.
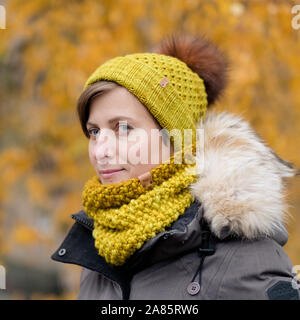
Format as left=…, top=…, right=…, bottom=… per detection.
left=87, top=86, right=174, bottom=184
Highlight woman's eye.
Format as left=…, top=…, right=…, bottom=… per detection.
left=118, top=123, right=132, bottom=134
left=87, top=123, right=132, bottom=139
left=88, top=128, right=99, bottom=138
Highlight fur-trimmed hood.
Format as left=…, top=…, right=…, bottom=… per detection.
left=189, top=110, right=296, bottom=243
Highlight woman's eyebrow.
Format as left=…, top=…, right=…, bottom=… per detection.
left=86, top=121, right=98, bottom=127
left=108, top=116, right=135, bottom=124
left=86, top=116, right=135, bottom=127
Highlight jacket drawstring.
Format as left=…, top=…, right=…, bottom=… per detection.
left=187, top=218, right=217, bottom=296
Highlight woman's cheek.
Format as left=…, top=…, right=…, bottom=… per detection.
left=88, top=142, right=97, bottom=167
left=148, top=132, right=161, bottom=165
left=118, top=139, right=129, bottom=165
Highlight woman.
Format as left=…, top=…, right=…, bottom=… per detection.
left=52, top=33, right=299, bottom=300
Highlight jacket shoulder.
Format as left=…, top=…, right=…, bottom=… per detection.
left=215, top=238, right=299, bottom=300
left=78, top=267, right=123, bottom=300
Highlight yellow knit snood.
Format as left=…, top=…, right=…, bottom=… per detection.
left=82, top=144, right=198, bottom=266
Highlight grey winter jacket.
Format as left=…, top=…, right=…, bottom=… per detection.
left=51, top=111, right=300, bottom=300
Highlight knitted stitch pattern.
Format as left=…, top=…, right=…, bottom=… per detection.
left=82, top=144, right=198, bottom=266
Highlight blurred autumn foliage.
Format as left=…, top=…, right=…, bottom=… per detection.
left=0, top=0, right=299, bottom=299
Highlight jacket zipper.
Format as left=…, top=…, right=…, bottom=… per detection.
left=71, top=214, right=94, bottom=231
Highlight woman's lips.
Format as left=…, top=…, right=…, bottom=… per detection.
left=100, top=169, right=125, bottom=178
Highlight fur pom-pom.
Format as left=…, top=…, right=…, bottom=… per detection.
left=152, top=33, right=229, bottom=106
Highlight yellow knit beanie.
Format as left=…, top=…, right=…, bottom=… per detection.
left=82, top=34, right=228, bottom=151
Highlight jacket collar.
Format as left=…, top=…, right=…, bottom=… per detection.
left=69, top=200, right=207, bottom=273
left=51, top=211, right=132, bottom=300
left=51, top=199, right=207, bottom=300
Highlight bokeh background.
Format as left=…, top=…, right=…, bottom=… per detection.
left=0, top=0, right=299, bottom=299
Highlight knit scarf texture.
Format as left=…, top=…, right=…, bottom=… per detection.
left=82, top=144, right=198, bottom=266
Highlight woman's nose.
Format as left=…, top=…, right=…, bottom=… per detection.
left=94, top=129, right=117, bottom=162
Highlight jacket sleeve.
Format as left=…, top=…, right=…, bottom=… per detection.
left=216, top=238, right=300, bottom=300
